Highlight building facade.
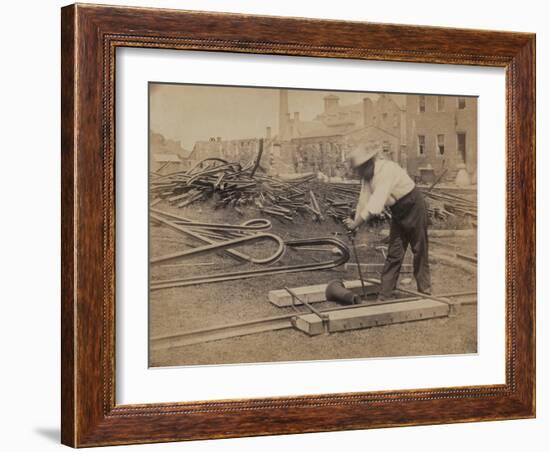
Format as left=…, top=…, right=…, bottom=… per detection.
left=404, top=94, right=477, bottom=179
left=176, top=90, right=477, bottom=182
left=280, top=92, right=477, bottom=181
left=277, top=93, right=405, bottom=177
left=189, top=136, right=272, bottom=171
left=150, top=132, right=193, bottom=171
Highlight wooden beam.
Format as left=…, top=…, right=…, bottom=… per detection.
left=293, top=299, right=449, bottom=336
left=268, top=279, right=379, bottom=307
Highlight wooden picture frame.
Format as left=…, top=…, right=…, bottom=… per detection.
left=61, top=3, right=535, bottom=447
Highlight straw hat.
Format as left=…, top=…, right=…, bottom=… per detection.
left=348, top=142, right=380, bottom=168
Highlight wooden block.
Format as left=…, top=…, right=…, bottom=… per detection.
left=269, top=280, right=379, bottom=307
left=293, top=299, right=449, bottom=336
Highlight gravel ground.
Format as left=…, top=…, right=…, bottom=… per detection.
left=149, top=195, right=477, bottom=367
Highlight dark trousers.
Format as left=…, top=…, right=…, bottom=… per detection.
left=380, top=188, right=431, bottom=298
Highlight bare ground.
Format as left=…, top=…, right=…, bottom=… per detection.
left=149, top=196, right=477, bottom=367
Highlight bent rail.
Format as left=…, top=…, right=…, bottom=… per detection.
left=150, top=237, right=350, bottom=290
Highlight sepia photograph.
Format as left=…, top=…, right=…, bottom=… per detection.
left=148, top=83, right=478, bottom=367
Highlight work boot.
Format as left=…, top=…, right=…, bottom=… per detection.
left=376, top=293, right=394, bottom=302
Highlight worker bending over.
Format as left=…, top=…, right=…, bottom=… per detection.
left=344, top=144, right=431, bottom=300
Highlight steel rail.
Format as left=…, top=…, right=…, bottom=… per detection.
left=150, top=237, right=351, bottom=290
left=150, top=208, right=272, bottom=231
left=187, top=162, right=244, bottom=185
left=185, top=157, right=230, bottom=176
left=284, top=286, right=328, bottom=321
left=150, top=291, right=477, bottom=349
left=367, top=278, right=466, bottom=315
left=150, top=212, right=282, bottom=265
left=151, top=231, right=285, bottom=265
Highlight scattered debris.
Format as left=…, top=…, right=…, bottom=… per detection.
left=151, top=157, right=476, bottom=229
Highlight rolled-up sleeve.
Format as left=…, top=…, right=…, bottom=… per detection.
left=359, top=175, right=393, bottom=218
left=354, top=180, right=371, bottom=222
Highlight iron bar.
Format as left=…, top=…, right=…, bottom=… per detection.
left=150, top=231, right=285, bottom=265
left=150, top=212, right=280, bottom=264
left=150, top=237, right=350, bottom=290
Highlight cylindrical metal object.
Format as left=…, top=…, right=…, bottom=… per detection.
left=325, top=280, right=360, bottom=305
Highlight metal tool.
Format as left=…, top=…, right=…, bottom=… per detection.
left=325, top=280, right=361, bottom=305
left=347, top=229, right=368, bottom=299
left=284, top=286, right=330, bottom=333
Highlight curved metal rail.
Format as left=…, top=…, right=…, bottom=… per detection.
left=150, top=237, right=350, bottom=290
left=151, top=231, right=285, bottom=265
left=186, top=157, right=230, bottom=176
left=150, top=157, right=230, bottom=184
left=150, top=212, right=284, bottom=265
left=187, top=163, right=242, bottom=186
left=150, top=208, right=271, bottom=232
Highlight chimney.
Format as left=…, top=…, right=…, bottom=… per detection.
left=279, top=89, right=289, bottom=140
left=399, top=109, right=407, bottom=146
left=266, top=126, right=272, bottom=140
left=363, top=97, right=373, bottom=127
left=323, top=94, right=339, bottom=113
left=286, top=113, right=294, bottom=138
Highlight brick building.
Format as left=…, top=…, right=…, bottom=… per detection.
left=189, top=135, right=272, bottom=171
left=404, top=94, right=477, bottom=180
left=276, top=91, right=477, bottom=181
left=176, top=89, right=477, bottom=182
left=150, top=132, right=193, bottom=171
left=276, top=91, right=404, bottom=176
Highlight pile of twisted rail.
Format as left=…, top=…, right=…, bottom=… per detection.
left=150, top=208, right=350, bottom=290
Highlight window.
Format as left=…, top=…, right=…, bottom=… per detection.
left=418, top=135, right=425, bottom=155
left=419, top=95, right=426, bottom=113
left=458, top=97, right=466, bottom=109
left=382, top=113, right=388, bottom=120
left=437, top=134, right=445, bottom=156
left=437, top=96, right=445, bottom=112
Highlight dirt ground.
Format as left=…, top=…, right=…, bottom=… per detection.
left=149, top=193, right=477, bottom=367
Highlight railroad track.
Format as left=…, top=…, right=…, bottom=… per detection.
left=150, top=291, right=476, bottom=350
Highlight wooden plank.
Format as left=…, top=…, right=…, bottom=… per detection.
left=293, top=299, right=449, bottom=336
left=269, top=280, right=379, bottom=307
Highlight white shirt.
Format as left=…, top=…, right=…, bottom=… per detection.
left=355, top=158, right=415, bottom=220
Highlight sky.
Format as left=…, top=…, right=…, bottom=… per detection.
left=149, top=83, right=405, bottom=150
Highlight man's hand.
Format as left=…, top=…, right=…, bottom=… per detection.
left=343, top=217, right=358, bottom=233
